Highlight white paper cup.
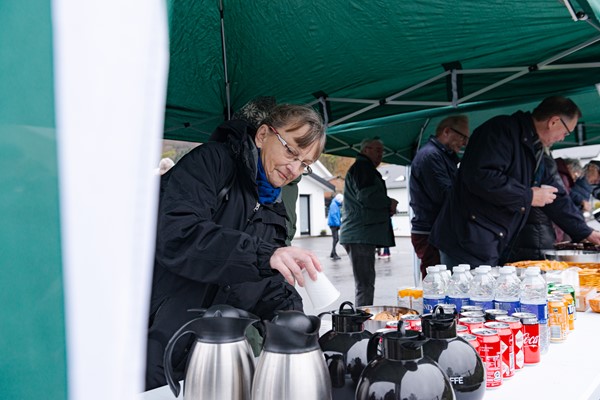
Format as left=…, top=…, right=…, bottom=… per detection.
left=300, top=269, right=340, bottom=310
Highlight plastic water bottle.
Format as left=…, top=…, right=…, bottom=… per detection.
left=445, top=266, right=471, bottom=312
left=468, top=265, right=496, bottom=310
left=436, top=264, right=451, bottom=286
left=423, top=266, right=447, bottom=313
left=457, top=264, right=474, bottom=280
left=494, top=266, right=521, bottom=314
left=520, top=266, right=549, bottom=354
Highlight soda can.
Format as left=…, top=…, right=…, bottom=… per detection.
left=496, top=316, right=524, bottom=371
left=548, top=295, right=568, bottom=342
left=456, top=324, right=469, bottom=334
left=400, top=314, right=422, bottom=332
left=385, top=320, right=400, bottom=329
left=484, top=321, right=515, bottom=378
left=472, top=328, right=503, bottom=388
left=514, top=313, right=540, bottom=364
left=555, top=284, right=576, bottom=319
left=458, top=317, right=485, bottom=332
left=461, top=305, right=484, bottom=313
left=458, top=332, right=480, bottom=352
left=438, top=303, right=458, bottom=318
left=460, top=310, right=485, bottom=319
left=485, top=309, right=508, bottom=321
left=550, top=289, right=575, bottom=332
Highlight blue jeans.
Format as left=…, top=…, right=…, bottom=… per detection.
left=343, top=243, right=376, bottom=306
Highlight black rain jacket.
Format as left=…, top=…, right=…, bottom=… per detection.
left=146, top=120, right=302, bottom=390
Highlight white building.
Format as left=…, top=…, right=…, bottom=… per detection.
left=294, top=161, right=336, bottom=238
left=378, top=164, right=411, bottom=237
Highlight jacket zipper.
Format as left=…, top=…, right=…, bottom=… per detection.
left=245, top=202, right=260, bottom=229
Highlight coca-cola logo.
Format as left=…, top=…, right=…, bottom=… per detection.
left=523, top=332, right=539, bottom=346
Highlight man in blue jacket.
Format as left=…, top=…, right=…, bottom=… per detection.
left=410, top=115, right=469, bottom=277
left=430, top=96, right=600, bottom=267
left=328, top=193, right=344, bottom=260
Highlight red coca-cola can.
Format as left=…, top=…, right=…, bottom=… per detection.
left=458, top=317, right=485, bottom=332
left=484, top=321, right=515, bottom=379
left=456, top=324, right=469, bottom=334
left=518, top=313, right=540, bottom=365
left=458, top=332, right=480, bottom=352
left=496, top=316, right=524, bottom=371
left=460, top=310, right=485, bottom=319
left=461, top=305, right=484, bottom=313
left=485, top=309, right=508, bottom=321
left=472, top=328, right=503, bottom=388
left=400, top=314, right=422, bottom=331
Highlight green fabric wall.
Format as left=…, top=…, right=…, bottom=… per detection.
left=0, top=1, right=67, bottom=399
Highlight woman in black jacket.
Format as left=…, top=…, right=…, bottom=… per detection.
left=146, top=104, right=326, bottom=389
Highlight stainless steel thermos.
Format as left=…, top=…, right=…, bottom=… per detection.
left=252, top=310, right=332, bottom=400
left=164, top=305, right=258, bottom=400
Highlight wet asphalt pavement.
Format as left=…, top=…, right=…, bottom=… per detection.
left=292, top=235, right=415, bottom=315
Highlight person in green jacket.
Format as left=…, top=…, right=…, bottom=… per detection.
left=340, top=137, right=397, bottom=306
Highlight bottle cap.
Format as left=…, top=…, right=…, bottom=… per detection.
left=426, top=265, right=440, bottom=273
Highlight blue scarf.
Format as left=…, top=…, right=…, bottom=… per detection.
left=256, top=150, right=281, bottom=204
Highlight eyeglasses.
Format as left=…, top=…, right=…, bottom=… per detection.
left=559, top=117, right=573, bottom=136
left=268, top=125, right=313, bottom=175
left=450, top=127, right=469, bottom=142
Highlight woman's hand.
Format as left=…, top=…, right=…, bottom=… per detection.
left=269, top=246, right=322, bottom=287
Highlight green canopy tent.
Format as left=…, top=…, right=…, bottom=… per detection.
left=164, top=0, right=600, bottom=164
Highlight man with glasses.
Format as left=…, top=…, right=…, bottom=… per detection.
left=430, top=96, right=600, bottom=268
left=340, top=137, right=398, bottom=306
left=409, top=115, right=469, bottom=277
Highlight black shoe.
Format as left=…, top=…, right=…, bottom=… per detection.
left=331, top=255, right=341, bottom=260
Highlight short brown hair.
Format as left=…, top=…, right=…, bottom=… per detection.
left=261, top=104, right=326, bottom=155
left=532, top=96, right=582, bottom=121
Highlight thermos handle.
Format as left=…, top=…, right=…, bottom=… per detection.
left=366, top=332, right=384, bottom=362
left=163, top=317, right=202, bottom=398
left=338, top=301, right=355, bottom=313
left=325, top=354, right=346, bottom=388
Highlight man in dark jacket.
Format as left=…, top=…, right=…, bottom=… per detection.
left=430, top=96, right=600, bottom=267
left=409, top=115, right=469, bottom=277
left=146, top=104, right=326, bottom=389
left=340, top=138, right=397, bottom=306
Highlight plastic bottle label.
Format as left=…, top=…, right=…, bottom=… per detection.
left=423, top=297, right=445, bottom=312
left=469, top=299, right=494, bottom=310
left=445, top=296, right=470, bottom=312
left=493, top=300, right=521, bottom=315
left=520, top=303, right=548, bottom=323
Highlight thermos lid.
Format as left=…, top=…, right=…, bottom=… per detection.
left=330, top=301, right=373, bottom=333
left=263, top=311, right=322, bottom=354
left=421, top=305, right=457, bottom=339
left=190, top=305, right=259, bottom=343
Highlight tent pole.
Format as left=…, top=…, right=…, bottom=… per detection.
left=219, top=0, right=231, bottom=120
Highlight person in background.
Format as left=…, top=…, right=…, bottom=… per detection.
left=146, top=104, right=326, bottom=389
left=430, top=96, right=600, bottom=267
left=506, top=150, right=559, bottom=261
left=409, top=115, right=469, bottom=277
left=156, top=157, right=175, bottom=175
left=554, top=157, right=582, bottom=242
left=377, top=246, right=391, bottom=260
left=340, top=137, right=397, bottom=306
left=570, top=160, right=600, bottom=213
left=327, top=193, right=344, bottom=260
